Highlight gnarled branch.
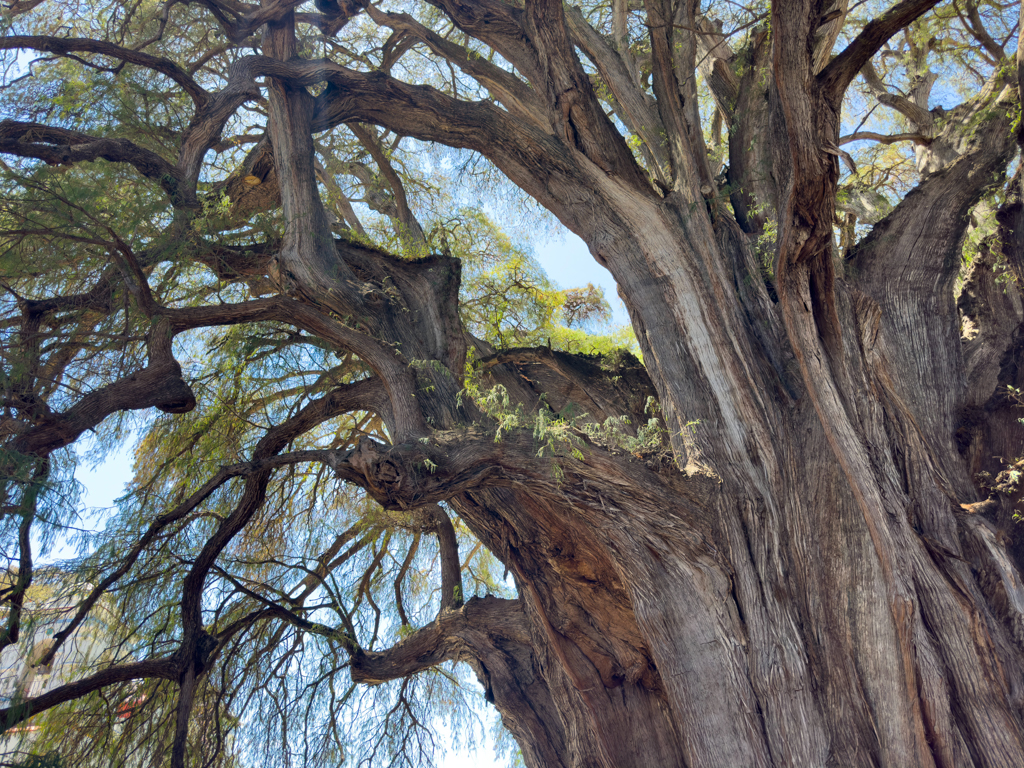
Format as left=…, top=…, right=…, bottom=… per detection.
left=0, top=36, right=209, bottom=107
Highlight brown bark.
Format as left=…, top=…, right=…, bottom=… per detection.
left=5, top=2, right=1024, bottom=767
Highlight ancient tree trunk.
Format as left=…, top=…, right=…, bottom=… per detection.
left=4, top=2, right=1024, bottom=767
left=325, top=4, right=1024, bottom=766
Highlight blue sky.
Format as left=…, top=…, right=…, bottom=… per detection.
left=66, top=229, right=612, bottom=768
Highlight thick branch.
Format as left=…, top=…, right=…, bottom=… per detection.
left=427, top=504, right=462, bottom=611
left=422, top=0, right=542, bottom=86
left=326, top=427, right=711, bottom=537
left=643, top=0, right=712, bottom=196
left=6, top=286, right=412, bottom=458
left=159, top=294, right=418, bottom=433
left=517, top=0, right=649, bottom=188
left=263, top=11, right=364, bottom=320
left=820, top=0, right=943, bottom=102
left=347, top=123, right=425, bottom=246
left=0, top=659, right=176, bottom=732
left=209, top=0, right=368, bottom=42
left=476, top=346, right=649, bottom=425
left=351, top=595, right=523, bottom=684
left=0, top=36, right=208, bottom=107
left=8, top=323, right=195, bottom=457
left=564, top=5, right=670, bottom=184
left=365, top=5, right=544, bottom=128
left=694, top=17, right=740, bottom=121
left=0, top=120, right=185, bottom=203
left=859, top=61, right=935, bottom=128
left=839, top=131, right=930, bottom=145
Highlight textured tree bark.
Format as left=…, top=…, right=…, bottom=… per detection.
left=275, top=3, right=1024, bottom=765
left=323, top=16, right=1023, bottom=768
left=7, top=2, right=1024, bottom=767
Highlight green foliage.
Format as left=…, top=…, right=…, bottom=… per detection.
left=0, top=0, right=1017, bottom=765
left=474, top=383, right=671, bottom=481
left=9, top=753, right=63, bottom=768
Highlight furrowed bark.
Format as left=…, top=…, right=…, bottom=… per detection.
left=8, top=3, right=1024, bottom=767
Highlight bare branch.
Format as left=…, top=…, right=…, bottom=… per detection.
left=393, top=533, right=420, bottom=626
left=839, top=131, right=930, bottom=145
left=347, top=124, right=425, bottom=246
left=957, top=0, right=1006, bottom=62
left=428, top=504, right=462, bottom=612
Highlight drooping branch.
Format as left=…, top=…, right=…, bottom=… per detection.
left=0, top=120, right=186, bottom=203
left=35, top=377, right=386, bottom=668
left=211, top=578, right=358, bottom=650
left=0, top=466, right=41, bottom=655
left=210, top=526, right=376, bottom=649
left=392, top=533, right=420, bottom=626
left=0, top=659, right=177, bottom=732
left=288, top=523, right=371, bottom=603
left=178, top=385, right=393, bottom=641
left=0, top=36, right=209, bottom=107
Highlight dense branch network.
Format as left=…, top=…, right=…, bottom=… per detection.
left=1, top=0, right=1023, bottom=766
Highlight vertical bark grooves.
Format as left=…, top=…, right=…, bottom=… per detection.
left=263, top=12, right=360, bottom=309
left=850, top=95, right=1017, bottom=477
left=450, top=487, right=692, bottom=768
left=15, top=3, right=1024, bottom=767
left=254, top=4, right=1024, bottom=764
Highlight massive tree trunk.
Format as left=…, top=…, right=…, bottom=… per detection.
left=5, top=1, right=1024, bottom=767
left=327, top=3, right=1024, bottom=765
